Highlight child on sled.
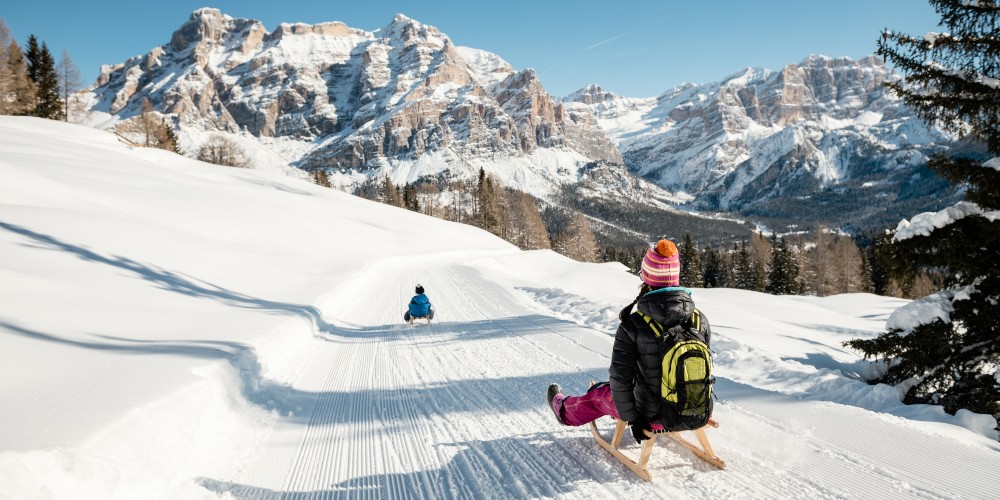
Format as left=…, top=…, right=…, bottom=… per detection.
left=547, top=239, right=713, bottom=442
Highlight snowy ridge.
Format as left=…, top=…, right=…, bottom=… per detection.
left=84, top=9, right=623, bottom=202
left=568, top=55, right=965, bottom=226
left=81, top=10, right=965, bottom=234
left=4, top=98, right=999, bottom=500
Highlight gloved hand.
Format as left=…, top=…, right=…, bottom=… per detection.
left=629, top=417, right=651, bottom=443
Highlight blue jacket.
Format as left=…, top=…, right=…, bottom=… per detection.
left=408, top=293, right=432, bottom=317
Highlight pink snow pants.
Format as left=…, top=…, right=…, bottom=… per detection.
left=554, top=383, right=664, bottom=431
left=554, top=383, right=621, bottom=426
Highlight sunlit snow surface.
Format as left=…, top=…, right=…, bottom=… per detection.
left=1, top=117, right=997, bottom=499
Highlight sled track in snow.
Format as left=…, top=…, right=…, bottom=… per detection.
left=199, top=261, right=1000, bottom=499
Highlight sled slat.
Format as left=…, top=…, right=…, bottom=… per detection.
left=590, top=420, right=652, bottom=481
left=590, top=418, right=726, bottom=481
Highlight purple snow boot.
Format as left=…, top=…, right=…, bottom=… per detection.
left=547, top=383, right=566, bottom=425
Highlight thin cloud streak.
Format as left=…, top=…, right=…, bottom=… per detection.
left=580, top=33, right=627, bottom=53
left=539, top=15, right=673, bottom=80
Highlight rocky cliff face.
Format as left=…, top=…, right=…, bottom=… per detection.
left=568, top=56, right=969, bottom=230
left=89, top=9, right=621, bottom=198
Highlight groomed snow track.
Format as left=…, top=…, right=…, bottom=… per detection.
left=196, top=259, right=1000, bottom=499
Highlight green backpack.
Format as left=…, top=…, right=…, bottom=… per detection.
left=637, top=308, right=715, bottom=431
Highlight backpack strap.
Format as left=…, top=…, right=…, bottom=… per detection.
left=636, top=312, right=664, bottom=338
left=636, top=309, right=701, bottom=339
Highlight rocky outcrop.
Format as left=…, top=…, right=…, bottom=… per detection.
left=87, top=9, right=622, bottom=195
left=569, top=55, right=962, bottom=228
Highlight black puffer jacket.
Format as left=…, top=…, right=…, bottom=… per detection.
left=609, top=287, right=712, bottom=425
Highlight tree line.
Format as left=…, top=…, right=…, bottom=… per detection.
left=0, top=18, right=228, bottom=162
left=342, top=166, right=943, bottom=300
left=0, top=20, right=82, bottom=121
left=673, top=230, right=939, bottom=298
left=346, top=168, right=601, bottom=262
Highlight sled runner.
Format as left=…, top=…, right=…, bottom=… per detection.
left=589, top=417, right=725, bottom=481
left=406, top=316, right=432, bottom=325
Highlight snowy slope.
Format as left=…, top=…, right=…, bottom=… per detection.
left=1, top=117, right=998, bottom=499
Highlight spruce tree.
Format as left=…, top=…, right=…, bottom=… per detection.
left=767, top=235, right=800, bottom=295
left=750, top=259, right=767, bottom=292
left=476, top=169, right=500, bottom=235
left=701, top=247, right=726, bottom=288
left=380, top=176, right=403, bottom=207
left=847, top=0, right=1000, bottom=430
left=732, top=242, right=753, bottom=290
left=25, top=37, right=61, bottom=119
left=679, top=234, right=704, bottom=287
left=24, top=35, right=40, bottom=83
left=864, top=232, right=896, bottom=296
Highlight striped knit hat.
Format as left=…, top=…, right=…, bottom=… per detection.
left=640, top=239, right=680, bottom=288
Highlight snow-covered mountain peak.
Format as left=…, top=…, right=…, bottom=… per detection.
left=380, top=12, right=448, bottom=49
left=168, top=7, right=237, bottom=52
left=572, top=54, right=963, bottom=229
left=566, top=84, right=619, bottom=105
left=85, top=9, right=623, bottom=200
left=455, top=46, right=515, bottom=86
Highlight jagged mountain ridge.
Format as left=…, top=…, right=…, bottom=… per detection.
left=566, top=56, right=971, bottom=230
left=84, top=9, right=963, bottom=242
left=87, top=8, right=628, bottom=202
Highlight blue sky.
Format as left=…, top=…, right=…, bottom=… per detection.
left=3, top=1, right=941, bottom=97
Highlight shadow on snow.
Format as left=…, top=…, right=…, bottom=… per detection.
left=1, top=220, right=608, bottom=427
left=195, top=433, right=648, bottom=499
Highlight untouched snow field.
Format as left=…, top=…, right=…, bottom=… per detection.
left=1, top=116, right=998, bottom=499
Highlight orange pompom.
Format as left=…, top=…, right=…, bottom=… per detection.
left=656, top=239, right=678, bottom=257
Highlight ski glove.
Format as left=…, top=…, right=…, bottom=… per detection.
left=629, top=417, right=651, bottom=443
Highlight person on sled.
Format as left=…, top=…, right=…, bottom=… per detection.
left=546, top=239, right=712, bottom=443
left=404, top=284, right=435, bottom=323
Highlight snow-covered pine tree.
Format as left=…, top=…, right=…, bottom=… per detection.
left=847, top=0, right=1000, bottom=430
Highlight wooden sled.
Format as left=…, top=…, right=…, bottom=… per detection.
left=590, top=418, right=726, bottom=481
left=406, top=316, right=432, bottom=326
